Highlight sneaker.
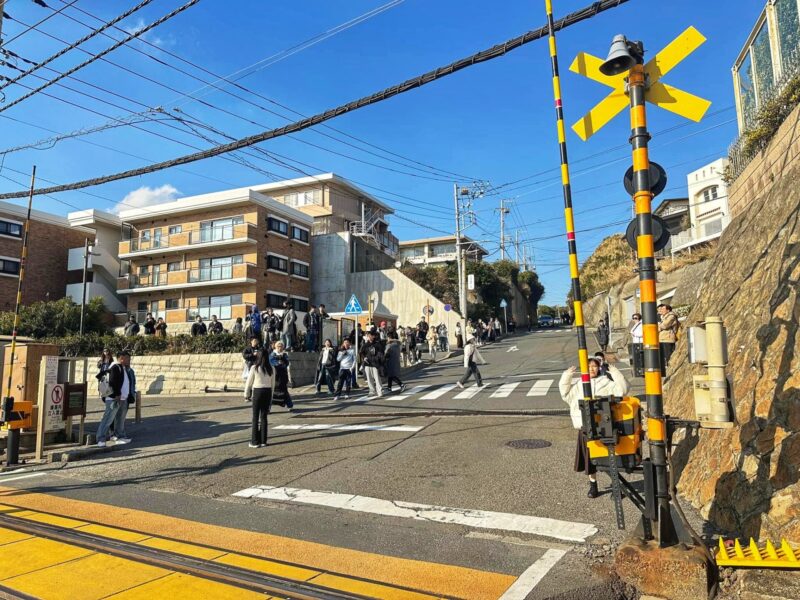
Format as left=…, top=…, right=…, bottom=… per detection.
left=587, top=481, right=599, bottom=499
left=258, top=444, right=266, bottom=448
left=110, top=435, right=118, bottom=442
left=97, top=441, right=107, bottom=448
left=248, top=443, right=258, bottom=448
left=115, top=437, right=131, bottom=444
left=333, top=395, right=340, bottom=402
left=343, top=394, right=350, bottom=400
left=456, top=382, right=464, bottom=389
left=399, top=384, right=407, bottom=393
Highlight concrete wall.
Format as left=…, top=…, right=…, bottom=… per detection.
left=509, top=283, right=531, bottom=327
left=81, top=352, right=319, bottom=396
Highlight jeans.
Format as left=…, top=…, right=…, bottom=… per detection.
left=114, top=400, right=129, bottom=438
left=281, top=332, right=294, bottom=351
left=97, top=398, right=122, bottom=442
left=335, top=369, right=352, bottom=395
left=364, top=366, right=382, bottom=397
left=439, top=337, right=447, bottom=352
left=459, top=362, right=483, bottom=386
left=306, top=331, right=318, bottom=352
left=251, top=388, right=272, bottom=445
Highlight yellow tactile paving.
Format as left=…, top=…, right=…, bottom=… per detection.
left=137, top=536, right=228, bottom=560
left=2, top=553, right=169, bottom=600
left=309, top=573, right=443, bottom=600
left=0, top=536, right=93, bottom=580
left=12, top=510, right=88, bottom=529
left=104, top=572, right=266, bottom=600
left=213, top=552, right=321, bottom=582
left=0, top=488, right=517, bottom=599
left=0, top=528, right=33, bottom=546
left=75, top=523, right=152, bottom=543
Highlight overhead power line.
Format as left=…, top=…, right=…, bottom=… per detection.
left=0, top=0, right=631, bottom=200
left=1, top=0, right=78, bottom=47
left=0, top=0, right=198, bottom=114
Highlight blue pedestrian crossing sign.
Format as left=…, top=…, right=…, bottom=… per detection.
left=499, top=299, right=508, bottom=308
left=345, top=294, right=363, bottom=315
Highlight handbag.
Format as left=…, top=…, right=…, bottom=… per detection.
left=98, top=370, right=112, bottom=397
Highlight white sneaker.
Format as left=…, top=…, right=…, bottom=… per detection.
left=97, top=441, right=107, bottom=448
left=248, top=443, right=258, bottom=448
left=456, top=382, right=464, bottom=389
left=110, top=436, right=118, bottom=441
left=115, top=438, right=131, bottom=444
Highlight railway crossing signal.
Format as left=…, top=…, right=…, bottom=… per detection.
left=569, top=26, right=712, bottom=140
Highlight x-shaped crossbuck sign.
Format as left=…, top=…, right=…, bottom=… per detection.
left=570, top=26, right=712, bottom=141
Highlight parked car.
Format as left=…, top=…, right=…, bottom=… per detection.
left=537, top=315, right=554, bottom=327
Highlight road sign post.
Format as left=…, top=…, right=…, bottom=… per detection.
left=500, top=299, right=508, bottom=335
left=345, top=295, right=363, bottom=384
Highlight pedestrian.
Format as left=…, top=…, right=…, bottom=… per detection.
left=115, top=354, right=136, bottom=444
left=242, top=337, right=261, bottom=386
left=281, top=301, right=297, bottom=351
left=594, top=351, right=611, bottom=378
left=249, top=305, right=262, bottom=341
left=427, top=327, right=438, bottom=362
left=303, top=305, right=321, bottom=353
left=456, top=335, right=486, bottom=389
left=244, top=350, right=274, bottom=448
left=629, top=313, right=643, bottom=344
left=559, top=358, right=629, bottom=498
left=405, top=326, right=417, bottom=365
left=387, top=323, right=399, bottom=340
left=455, top=322, right=463, bottom=349
left=378, top=321, right=388, bottom=343
left=154, top=317, right=168, bottom=337
left=191, top=315, right=207, bottom=337
left=143, top=313, right=156, bottom=335
left=333, top=339, right=355, bottom=401
left=657, top=304, right=679, bottom=368
left=596, top=319, right=609, bottom=352
left=495, top=317, right=503, bottom=338
left=316, top=339, right=337, bottom=395
left=232, top=317, right=244, bottom=334
left=360, top=330, right=384, bottom=399
left=438, top=323, right=448, bottom=352
left=269, top=341, right=294, bottom=409
left=95, top=348, right=113, bottom=400
left=384, top=338, right=406, bottom=393
left=264, top=308, right=280, bottom=344
left=415, top=326, right=426, bottom=362
left=399, top=327, right=409, bottom=367
left=208, top=314, right=224, bottom=335
left=124, top=315, right=140, bottom=337
left=96, top=350, right=133, bottom=447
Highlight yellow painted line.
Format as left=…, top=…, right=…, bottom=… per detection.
left=213, top=552, right=321, bottom=582
left=0, top=488, right=516, bottom=599
left=309, top=573, right=442, bottom=600
left=3, top=553, right=169, bottom=600
left=138, top=536, right=228, bottom=560
left=12, top=510, right=88, bottom=529
left=0, top=527, right=33, bottom=546
left=105, top=572, right=265, bottom=600
left=75, top=523, right=153, bottom=543
left=0, top=536, right=93, bottom=580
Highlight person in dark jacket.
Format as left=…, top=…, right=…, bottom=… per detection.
left=304, top=305, right=321, bottom=353
left=269, top=341, right=294, bottom=409
left=281, top=301, right=297, bottom=351
left=384, top=338, right=405, bottom=393
left=154, top=317, right=168, bottom=337
left=143, top=313, right=156, bottom=335
left=96, top=351, right=133, bottom=447
left=264, top=308, right=280, bottom=343
left=242, top=337, right=261, bottom=388
left=596, top=319, right=609, bottom=352
left=191, top=315, right=207, bottom=337
left=124, top=316, right=140, bottom=336
left=208, top=314, right=224, bottom=335
left=232, top=317, right=244, bottom=334
left=359, top=331, right=384, bottom=399
left=316, top=339, right=338, bottom=394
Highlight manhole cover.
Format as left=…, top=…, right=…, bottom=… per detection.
left=506, top=439, right=552, bottom=449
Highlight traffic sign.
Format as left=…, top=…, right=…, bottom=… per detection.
left=444, top=304, right=452, bottom=312
left=569, top=27, right=712, bottom=140
left=51, top=386, right=63, bottom=405
left=467, top=274, right=475, bottom=291
left=423, top=305, right=434, bottom=316
left=344, top=294, right=363, bottom=315
left=500, top=299, right=508, bottom=308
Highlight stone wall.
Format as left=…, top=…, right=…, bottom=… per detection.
left=664, top=143, right=800, bottom=544
left=82, top=352, right=319, bottom=396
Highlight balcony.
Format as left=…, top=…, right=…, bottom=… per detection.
left=119, top=223, right=256, bottom=258
left=118, top=263, right=259, bottom=294
left=670, top=215, right=731, bottom=254
left=133, top=303, right=250, bottom=324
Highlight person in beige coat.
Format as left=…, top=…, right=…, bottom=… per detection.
left=559, top=358, right=629, bottom=498
left=657, top=303, right=679, bottom=367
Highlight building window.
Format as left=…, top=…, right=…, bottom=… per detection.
left=284, top=189, right=321, bottom=208
left=190, top=294, right=242, bottom=320
left=291, top=298, right=309, bottom=312
left=194, top=255, right=243, bottom=281
left=168, top=225, right=182, bottom=235
left=267, top=254, right=288, bottom=272
left=702, top=186, right=719, bottom=202
left=290, top=261, right=309, bottom=278
left=137, top=301, right=148, bottom=312
left=168, top=261, right=182, bottom=272
left=140, top=230, right=151, bottom=242
left=265, top=293, right=287, bottom=309
left=138, top=265, right=149, bottom=275
left=0, top=257, right=20, bottom=275
left=431, top=243, right=456, bottom=257
left=267, top=217, right=288, bottom=236
left=777, top=0, right=800, bottom=71
left=166, top=298, right=179, bottom=310
left=0, top=220, right=22, bottom=238
left=753, top=21, right=775, bottom=100
left=737, top=52, right=757, bottom=125
left=198, top=216, right=244, bottom=243
left=291, top=225, right=309, bottom=243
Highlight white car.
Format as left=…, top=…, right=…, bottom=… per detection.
left=538, top=316, right=554, bottom=327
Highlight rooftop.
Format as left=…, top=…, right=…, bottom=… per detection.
left=0, top=200, right=93, bottom=232
left=400, top=235, right=488, bottom=256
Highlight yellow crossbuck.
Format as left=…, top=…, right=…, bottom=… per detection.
left=716, top=537, right=800, bottom=569
left=570, top=26, right=712, bottom=141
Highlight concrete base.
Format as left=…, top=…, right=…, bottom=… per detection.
left=615, top=538, right=714, bottom=600
left=737, top=569, right=800, bottom=600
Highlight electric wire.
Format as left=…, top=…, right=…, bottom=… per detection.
left=0, top=0, right=79, bottom=47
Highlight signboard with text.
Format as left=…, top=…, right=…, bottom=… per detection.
left=62, top=383, right=87, bottom=420
left=43, top=384, right=66, bottom=432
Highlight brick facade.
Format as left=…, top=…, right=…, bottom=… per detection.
left=0, top=208, right=92, bottom=312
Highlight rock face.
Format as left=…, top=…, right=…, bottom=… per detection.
left=665, top=152, right=800, bottom=544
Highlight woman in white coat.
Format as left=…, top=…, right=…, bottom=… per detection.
left=559, top=357, right=629, bottom=498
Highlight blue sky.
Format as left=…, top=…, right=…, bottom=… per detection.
left=0, top=0, right=763, bottom=303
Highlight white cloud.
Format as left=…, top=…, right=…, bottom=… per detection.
left=123, top=17, right=172, bottom=48
left=113, top=184, right=180, bottom=213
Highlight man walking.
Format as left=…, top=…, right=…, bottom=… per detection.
left=281, top=300, right=297, bottom=351
left=360, top=330, right=384, bottom=399
left=96, top=351, right=134, bottom=447
left=456, top=336, right=486, bottom=389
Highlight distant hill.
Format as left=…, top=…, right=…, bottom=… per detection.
left=574, top=234, right=635, bottom=300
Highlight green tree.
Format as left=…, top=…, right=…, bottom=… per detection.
left=0, top=297, right=110, bottom=338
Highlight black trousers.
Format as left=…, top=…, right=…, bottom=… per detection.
left=387, top=375, right=402, bottom=389
left=335, top=369, right=352, bottom=395
left=251, top=388, right=273, bottom=445
left=459, top=362, right=482, bottom=385
left=660, top=342, right=676, bottom=370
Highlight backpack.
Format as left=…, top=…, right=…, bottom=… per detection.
left=98, top=368, right=112, bottom=397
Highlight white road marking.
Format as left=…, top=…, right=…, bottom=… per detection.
left=420, top=384, right=456, bottom=400
left=0, top=473, right=45, bottom=483
left=273, top=424, right=423, bottom=432
left=382, top=385, right=430, bottom=402
left=500, top=549, right=567, bottom=599
left=527, top=379, right=554, bottom=397
left=491, top=382, right=521, bottom=398
left=454, top=384, right=490, bottom=399
left=506, top=346, right=519, bottom=353
left=232, top=486, right=597, bottom=542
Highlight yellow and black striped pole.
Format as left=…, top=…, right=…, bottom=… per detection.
left=627, top=63, right=672, bottom=542
left=2, top=166, right=35, bottom=464
left=544, top=1, right=592, bottom=415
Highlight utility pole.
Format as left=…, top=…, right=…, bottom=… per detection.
left=79, top=239, right=100, bottom=336
left=453, top=184, right=467, bottom=336
left=0, top=1, right=6, bottom=45
left=514, top=230, right=521, bottom=266
left=496, top=199, right=511, bottom=260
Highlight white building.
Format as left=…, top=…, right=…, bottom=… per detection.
left=399, top=235, right=488, bottom=267
left=671, top=158, right=731, bottom=254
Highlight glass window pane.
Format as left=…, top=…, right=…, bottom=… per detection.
left=738, top=51, right=757, bottom=126
left=753, top=22, right=775, bottom=100
left=777, top=0, right=800, bottom=71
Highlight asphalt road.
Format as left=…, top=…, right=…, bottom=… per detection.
left=1, top=328, right=652, bottom=599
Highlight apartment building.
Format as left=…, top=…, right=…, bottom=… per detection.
left=671, top=158, right=731, bottom=255
left=399, top=235, right=487, bottom=267
left=0, top=201, right=93, bottom=312
left=116, top=187, right=313, bottom=331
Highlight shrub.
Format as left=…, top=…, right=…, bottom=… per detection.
left=47, top=332, right=248, bottom=358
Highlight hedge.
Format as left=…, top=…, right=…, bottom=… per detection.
left=47, top=332, right=249, bottom=358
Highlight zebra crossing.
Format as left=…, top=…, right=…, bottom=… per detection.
left=376, top=379, right=556, bottom=402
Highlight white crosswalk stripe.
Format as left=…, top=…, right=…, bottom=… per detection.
left=454, top=383, right=490, bottom=399
left=384, top=384, right=430, bottom=401
left=274, top=424, right=422, bottom=432
left=491, top=382, right=521, bottom=398
left=420, top=384, right=456, bottom=400
left=527, top=379, right=554, bottom=397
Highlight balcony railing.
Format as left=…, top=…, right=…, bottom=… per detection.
left=122, top=263, right=257, bottom=290
left=670, top=215, right=731, bottom=254
left=121, top=223, right=254, bottom=254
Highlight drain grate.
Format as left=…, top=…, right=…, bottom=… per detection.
left=506, top=439, right=552, bottom=450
